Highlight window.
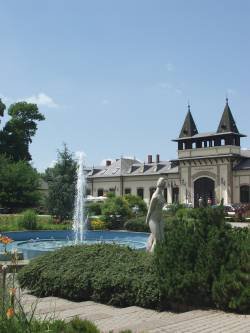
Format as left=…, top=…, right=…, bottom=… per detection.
left=137, top=188, right=144, bottom=199
left=240, top=185, right=250, bottom=203
left=124, top=188, right=131, bottom=195
left=172, top=187, right=179, bottom=203
left=109, top=188, right=116, bottom=194
left=149, top=187, right=156, bottom=199
left=97, top=189, right=104, bottom=197
left=164, top=188, right=168, bottom=202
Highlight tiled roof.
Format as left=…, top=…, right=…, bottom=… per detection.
left=87, top=158, right=178, bottom=178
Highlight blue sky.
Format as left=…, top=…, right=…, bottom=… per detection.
left=1, top=0, right=250, bottom=170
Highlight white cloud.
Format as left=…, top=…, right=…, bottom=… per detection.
left=165, top=63, right=175, bottom=72
left=25, top=93, right=59, bottom=108
left=158, top=82, right=172, bottom=89
left=175, top=89, right=183, bottom=95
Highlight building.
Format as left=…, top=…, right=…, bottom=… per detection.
left=86, top=99, right=250, bottom=207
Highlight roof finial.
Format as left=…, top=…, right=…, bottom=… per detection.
left=225, top=94, right=228, bottom=104
left=188, top=100, right=190, bottom=112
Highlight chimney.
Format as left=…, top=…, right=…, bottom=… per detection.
left=156, top=154, right=160, bottom=163
left=106, top=160, right=111, bottom=166
left=147, top=155, right=153, bottom=164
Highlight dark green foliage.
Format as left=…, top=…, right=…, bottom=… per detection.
left=124, top=216, right=149, bottom=232
left=0, top=102, right=45, bottom=161
left=18, top=244, right=160, bottom=309
left=44, top=144, right=77, bottom=222
left=155, top=207, right=250, bottom=313
left=0, top=155, right=41, bottom=209
left=124, top=194, right=147, bottom=215
left=86, top=202, right=102, bottom=216
left=101, top=196, right=131, bottom=229
left=0, top=316, right=101, bottom=333
left=0, top=98, right=6, bottom=119
left=212, top=228, right=250, bottom=312
left=17, top=209, right=38, bottom=230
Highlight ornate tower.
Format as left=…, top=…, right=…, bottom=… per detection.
left=173, top=100, right=246, bottom=206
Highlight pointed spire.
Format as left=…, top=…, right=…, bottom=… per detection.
left=217, top=98, right=239, bottom=133
left=179, top=104, right=198, bottom=138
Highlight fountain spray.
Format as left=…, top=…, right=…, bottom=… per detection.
left=72, top=152, right=87, bottom=244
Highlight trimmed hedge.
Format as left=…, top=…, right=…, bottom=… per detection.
left=124, top=216, right=149, bottom=232
left=18, top=244, right=160, bottom=309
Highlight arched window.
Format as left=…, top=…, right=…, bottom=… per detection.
left=240, top=185, right=250, bottom=203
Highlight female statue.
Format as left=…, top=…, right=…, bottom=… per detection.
left=145, top=177, right=166, bottom=252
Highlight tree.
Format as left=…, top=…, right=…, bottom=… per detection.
left=0, top=99, right=6, bottom=121
left=0, top=102, right=45, bottom=161
left=44, top=144, right=77, bottom=222
left=0, top=155, right=41, bottom=210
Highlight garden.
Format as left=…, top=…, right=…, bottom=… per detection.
left=0, top=99, right=249, bottom=332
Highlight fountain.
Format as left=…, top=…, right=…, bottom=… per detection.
left=72, top=152, right=87, bottom=243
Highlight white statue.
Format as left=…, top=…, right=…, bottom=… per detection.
left=145, top=177, right=166, bottom=252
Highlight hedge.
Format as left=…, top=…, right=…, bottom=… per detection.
left=124, top=216, right=149, bottom=232
left=18, top=244, right=160, bottom=309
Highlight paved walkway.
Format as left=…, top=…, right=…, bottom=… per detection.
left=21, top=293, right=250, bottom=333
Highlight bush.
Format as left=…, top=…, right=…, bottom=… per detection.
left=124, top=216, right=149, bottom=232
left=86, top=202, right=103, bottom=216
left=212, top=228, right=250, bottom=313
left=155, top=207, right=250, bottom=313
left=18, top=244, right=159, bottom=309
left=0, top=316, right=102, bottom=333
left=124, top=194, right=147, bottom=215
left=17, top=209, right=38, bottom=230
left=101, top=196, right=131, bottom=229
left=90, top=219, right=107, bottom=230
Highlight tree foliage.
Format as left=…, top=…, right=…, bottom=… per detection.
left=0, top=155, right=40, bottom=209
left=0, top=98, right=6, bottom=120
left=0, top=102, right=45, bottom=161
left=44, top=144, right=76, bottom=222
left=124, top=194, right=147, bottom=215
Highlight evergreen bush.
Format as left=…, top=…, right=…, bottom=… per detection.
left=18, top=244, right=159, bottom=309
left=155, top=207, right=250, bottom=313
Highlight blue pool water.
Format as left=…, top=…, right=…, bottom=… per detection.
left=0, top=230, right=149, bottom=259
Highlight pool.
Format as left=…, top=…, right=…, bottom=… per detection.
left=0, top=230, right=149, bottom=259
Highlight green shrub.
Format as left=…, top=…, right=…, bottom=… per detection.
left=101, top=196, right=131, bottom=229
left=86, top=202, right=103, bottom=216
left=124, top=216, right=149, bottom=232
left=212, top=228, right=250, bottom=313
left=17, top=209, right=38, bottom=230
left=18, top=244, right=159, bottom=309
left=124, top=194, right=147, bottom=215
left=155, top=207, right=250, bottom=313
left=0, top=316, right=101, bottom=333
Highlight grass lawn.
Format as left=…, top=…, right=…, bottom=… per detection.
left=0, top=214, right=71, bottom=232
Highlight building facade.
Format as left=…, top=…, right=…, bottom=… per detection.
left=87, top=100, right=250, bottom=207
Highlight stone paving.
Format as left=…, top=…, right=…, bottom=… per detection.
left=20, top=293, right=250, bottom=333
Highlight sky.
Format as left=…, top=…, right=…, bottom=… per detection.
left=0, top=0, right=250, bottom=171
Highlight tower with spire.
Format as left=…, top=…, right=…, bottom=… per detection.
left=172, top=99, right=247, bottom=207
